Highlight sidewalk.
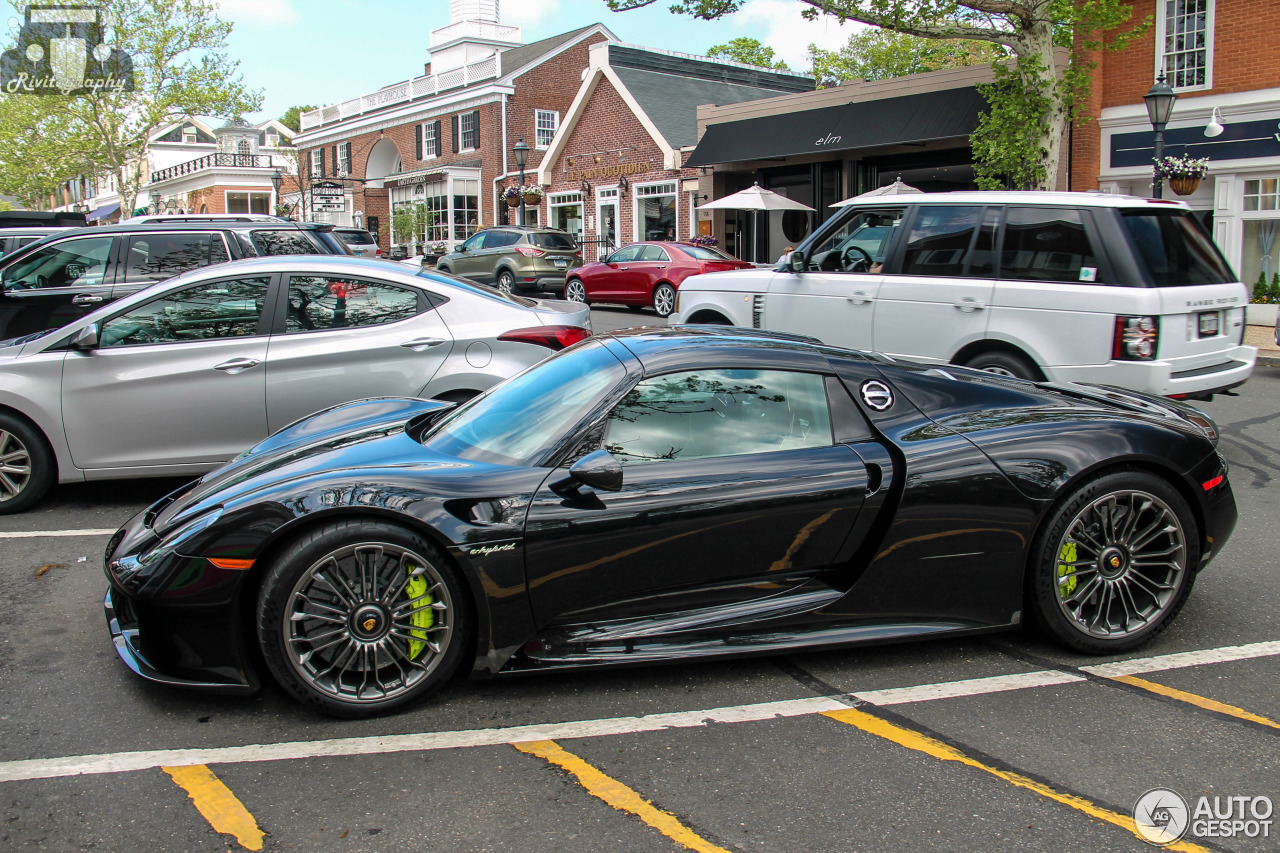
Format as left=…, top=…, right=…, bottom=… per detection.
left=1247, top=324, right=1280, bottom=368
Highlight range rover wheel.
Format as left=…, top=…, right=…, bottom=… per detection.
left=1027, top=470, right=1197, bottom=654
left=565, top=278, right=586, bottom=303
left=963, top=350, right=1041, bottom=381
left=0, top=413, right=55, bottom=515
left=496, top=270, right=517, bottom=295
left=257, top=520, right=471, bottom=718
left=652, top=283, right=677, bottom=318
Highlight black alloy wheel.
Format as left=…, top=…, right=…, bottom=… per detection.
left=652, top=283, right=677, bottom=318
left=1027, top=470, right=1198, bottom=654
left=0, top=413, right=54, bottom=514
left=257, top=520, right=471, bottom=717
left=963, top=350, right=1042, bottom=381
left=496, top=269, right=517, bottom=295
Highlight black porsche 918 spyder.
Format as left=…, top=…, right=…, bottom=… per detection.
left=103, top=327, right=1236, bottom=717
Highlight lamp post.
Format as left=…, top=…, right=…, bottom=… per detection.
left=148, top=190, right=161, bottom=215
left=1143, top=73, right=1178, bottom=199
left=513, top=137, right=529, bottom=227
left=271, top=168, right=284, bottom=217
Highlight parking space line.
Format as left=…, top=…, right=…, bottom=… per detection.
left=1112, top=675, right=1280, bottom=731
left=162, top=764, right=264, bottom=851
left=822, top=706, right=1218, bottom=853
left=0, top=528, right=117, bottom=538
left=1081, top=640, right=1280, bottom=677
left=852, top=670, right=1085, bottom=705
left=513, top=740, right=730, bottom=853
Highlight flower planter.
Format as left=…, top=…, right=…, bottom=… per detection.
left=1246, top=303, right=1279, bottom=327
left=504, top=196, right=521, bottom=208
left=522, top=194, right=542, bottom=206
left=1168, top=176, right=1202, bottom=196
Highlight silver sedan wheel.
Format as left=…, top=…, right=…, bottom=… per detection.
left=283, top=542, right=455, bottom=704
left=0, top=429, right=32, bottom=503
left=496, top=271, right=516, bottom=295
left=565, top=278, right=586, bottom=303
left=1053, top=489, right=1187, bottom=640
left=653, top=283, right=676, bottom=318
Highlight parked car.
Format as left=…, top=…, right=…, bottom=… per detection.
left=565, top=241, right=752, bottom=317
left=0, top=227, right=69, bottom=260
left=331, top=227, right=381, bottom=258
left=0, top=220, right=353, bottom=340
left=0, top=255, right=591, bottom=513
left=0, top=210, right=87, bottom=228
left=435, top=226, right=581, bottom=295
left=120, top=214, right=288, bottom=224
left=672, top=192, right=1256, bottom=400
left=100, top=326, right=1235, bottom=717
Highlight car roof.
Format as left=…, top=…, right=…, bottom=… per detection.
left=603, top=326, right=836, bottom=374
left=832, top=190, right=1192, bottom=210
left=59, top=220, right=331, bottom=235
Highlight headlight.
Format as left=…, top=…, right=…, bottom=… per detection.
left=138, top=507, right=223, bottom=567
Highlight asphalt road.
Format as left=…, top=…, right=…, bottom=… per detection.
left=2, top=312, right=1277, bottom=853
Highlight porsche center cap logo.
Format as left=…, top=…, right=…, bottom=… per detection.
left=362, top=618, right=377, bottom=632
left=1110, top=556, right=1122, bottom=569
left=860, top=380, right=894, bottom=411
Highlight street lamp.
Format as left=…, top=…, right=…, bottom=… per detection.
left=1143, top=73, right=1177, bottom=199
left=148, top=189, right=161, bottom=214
left=513, top=137, right=529, bottom=227
left=271, top=168, right=284, bottom=217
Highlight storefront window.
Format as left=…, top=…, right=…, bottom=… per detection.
left=1244, top=178, right=1279, bottom=212
left=549, top=191, right=583, bottom=241
left=1242, top=219, right=1280, bottom=291
left=637, top=182, right=676, bottom=241
left=425, top=180, right=448, bottom=242
left=227, top=191, right=271, bottom=214
left=453, top=179, right=479, bottom=240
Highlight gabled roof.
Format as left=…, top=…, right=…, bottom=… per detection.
left=499, top=24, right=609, bottom=77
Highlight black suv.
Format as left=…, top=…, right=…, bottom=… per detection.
left=0, top=220, right=351, bottom=340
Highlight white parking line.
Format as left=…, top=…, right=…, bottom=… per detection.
left=852, top=670, right=1086, bottom=705
left=1081, top=640, right=1280, bottom=677
left=0, top=529, right=117, bottom=539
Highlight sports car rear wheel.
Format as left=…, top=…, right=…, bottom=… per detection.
left=257, top=521, right=471, bottom=717
left=1028, top=470, right=1197, bottom=654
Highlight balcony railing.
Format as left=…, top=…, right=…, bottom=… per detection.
left=298, top=54, right=502, bottom=132
left=429, top=20, right=520, bottom=48
left=151, top=153, right=274, bottom=184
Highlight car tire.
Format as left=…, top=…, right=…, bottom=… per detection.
left=496, top=270, right=517, bottom=295
left=565, top=278, right=586, bottom=304
left=256, top=519, right=472, bottom=718
left=0, top=413, right=55, bottom=515
left=963, top=350, right=1041, bottom=381
left=436, top=265, right=450, bottom=275
left=1026, top=470, right=1198, bottom=655
left=652, top=283, right=676, bottom=318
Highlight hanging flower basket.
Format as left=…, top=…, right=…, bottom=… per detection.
left=521, top=185, right=544, bottom=206
left=1169, top=176, right=1201, bottom=196
left=1154, top=155, right=1209, bottom=197
left=502, top=186, right=522, bottom=208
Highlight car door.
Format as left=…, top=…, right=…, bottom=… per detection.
left=263, top=272, right=453, bottom=432
left=523, top=366, right=871, bottom=626
left=60, top=275, right=271, bottom=470
left=767, top=208, right=904, bottom=350
left=630, top=244, right=672, bottom=303
left=872, top=205, right=997, bottom=363
left=0, top=234, right=118, bottom=339
left=450, top=231, right=489, bottom=279
left=113, top=230, right=231, bottom=300
left=590, top=244, right=641, bottom=300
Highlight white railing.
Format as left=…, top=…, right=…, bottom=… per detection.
left=298, top=54, right=503, bottom=132
left=429, top=20, right=520, bottom=48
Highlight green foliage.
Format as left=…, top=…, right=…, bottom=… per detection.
left=279, top=104, right=317, bottom=133
left=1271, top=273, right=1280, bottom=305
left=707, top=37, right=788, bottom=69
left=809, top=28, right=1003, bottom=86
left=972, top=58, right=1054, bottom=190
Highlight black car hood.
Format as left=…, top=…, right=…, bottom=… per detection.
left=153, top=397, right=453, bottom=533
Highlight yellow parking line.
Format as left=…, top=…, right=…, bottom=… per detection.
left=822, top=707, right=1216, bottom=853
left=1112, top=675, right=1280, bottom=731
left=162, top=764, right=264, bottom=851
left=513, top=740, right=730, bottom=853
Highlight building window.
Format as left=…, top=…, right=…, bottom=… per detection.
left=423, top=122, right=439, bottom=158
left=226, top=191, right=272, bottom=215
left=1244, top=178, right=1280, bottom=212
left=535, top=110, right=559, bottom=149
left=1157, top=0, right=1213, bottom=90
left=237, top=140, right=251, bottom=157
left=549, top=191, right=583, bottom=240
left=453, top=178, right=479, bottom=239
left=636, top=181, right=677, bottom=241
left=264, top=131, right=278, bottom=147
left=460, top=112, right=478, bottom=151
left=182, top=128, right=197, bottom=145
left=310, top=149, right=324, bottom=178
left=337, top=142, right=351, bottom=175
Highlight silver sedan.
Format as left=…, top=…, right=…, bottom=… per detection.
left=0, top=255, right=592, bottom=513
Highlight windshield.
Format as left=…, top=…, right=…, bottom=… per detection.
left=531, top=232, right=577, bottom=250
left=422, top=341, right=626, bottom=466
left=335, top=229, right=375, bottom=244
left=1120, top=210, right=1235, bottom=286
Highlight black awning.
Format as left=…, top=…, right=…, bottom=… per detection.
left=685, top=87, right=988, bottom=167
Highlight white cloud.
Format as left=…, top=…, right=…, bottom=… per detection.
left=731, top=0, right=856, bottom=70
left=499, top=0, right=561, bottom=29
left=214, top=0, right=301, bottom=27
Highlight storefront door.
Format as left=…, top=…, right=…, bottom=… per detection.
left=597, top=189, right=619, bottom=260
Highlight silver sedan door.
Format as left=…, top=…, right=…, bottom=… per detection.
left=60, top=276, right=272, bottom=470
left=263, top=273, right=453, bottom=432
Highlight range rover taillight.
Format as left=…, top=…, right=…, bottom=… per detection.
left=1113, top=315, right=1160, bottom=360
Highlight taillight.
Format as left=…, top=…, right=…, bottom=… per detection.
left=498, top=325, right=592, bottom=350
left=1112, top=315, right=1159, bottom=360
left=516, top=246, right=545, bottom=257
left=375, top=247, right=382, bottom=256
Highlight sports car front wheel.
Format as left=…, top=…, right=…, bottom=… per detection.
left=257, top=520, right=471, bottom=718
left=1027, top=470, right=1198, bottom=654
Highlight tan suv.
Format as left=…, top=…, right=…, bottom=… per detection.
left=436, top=226, right=582, bottom=295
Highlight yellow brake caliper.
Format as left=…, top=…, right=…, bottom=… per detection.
left=404, top=565, right=435, bottom=660
left=1057, top=541, right=1078, bottom=598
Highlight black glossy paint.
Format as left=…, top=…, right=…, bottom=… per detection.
left=103, top=327, right=1237, bottom=698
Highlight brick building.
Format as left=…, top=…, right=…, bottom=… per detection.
left=1072, top=0, right=1280, bottom=284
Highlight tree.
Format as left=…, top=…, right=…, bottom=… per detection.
left=809, top=28, right=1003, bottom=86
left=0, top=0, right=260, bottom=214
left=0, top=93, right=96, bottom=207
left=707, top=37, right=788, bottom=69
left=279, top=104, right=317, bottom=133
left=607, top=0, right=1148, bottom=191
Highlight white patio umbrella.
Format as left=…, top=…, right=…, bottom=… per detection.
left=697, top=183, right=815, bottom=262
left=833, top=176, right=924, bottom=206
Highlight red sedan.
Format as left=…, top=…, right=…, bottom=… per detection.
left=564, top=241, right=752, bottom=317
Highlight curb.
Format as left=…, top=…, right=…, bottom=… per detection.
left=1258, top=353, right=1280, bottom=368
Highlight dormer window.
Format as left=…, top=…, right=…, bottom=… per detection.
left=182, top=127, right=197, bottom=144
left=265, top=132, right=279, bottom=147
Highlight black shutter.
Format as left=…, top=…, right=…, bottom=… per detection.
left=471, top=110, right=480, bottom=149
left=451, top=115, right=459, bottom=153
left=415, top=124, right=423, bottom=160
left=332, top=144, right=339, bottom=174
left=318, top=147, right=325, bottom=177
left=432, top=120, right=442, bottom=157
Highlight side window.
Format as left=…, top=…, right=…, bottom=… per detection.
left=0, top=236, right=115, bottom=291
left=805, top=208, right=904, bottom=273
left=99, top=277, right=270, bottom=348
left=484, top=231, right=517, bottom=249
left=124, top=232, right=225, bottom=282
left=285, top=276, right=420, bottom=333
left=604, top=369, right=833, bottom=466
left=639, top=245, right=670, bottom=262
left=607, top=245, right=640, bottom=263
left=900, top=206, right=984, bottom=278
left=251, top=230, right=318, bottom=256
left=1000, top=207, right=1099, bottom=283
left=462, top=232, right=486, bottom=251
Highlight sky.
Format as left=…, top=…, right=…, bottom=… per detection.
left=1, top=0, right=857, bottom=121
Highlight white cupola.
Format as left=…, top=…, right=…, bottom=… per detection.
left=428, top=0, right=522, bottom=74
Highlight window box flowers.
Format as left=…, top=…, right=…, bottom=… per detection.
left=1154, top=155, right=1209, bottom=196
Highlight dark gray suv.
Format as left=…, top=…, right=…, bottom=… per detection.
left=436, top=226, right=582, bottom=294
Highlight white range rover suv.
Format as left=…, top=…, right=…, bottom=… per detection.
left=672, top=191, right=1256, bottom=400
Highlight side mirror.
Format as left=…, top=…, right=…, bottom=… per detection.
left=551, top=449, right=623, bottom=496
left=456, top=244, right=467, bottom=253
left=70, top=323, right=99, bottom=351
left=788, top=252, right=807, bottom=273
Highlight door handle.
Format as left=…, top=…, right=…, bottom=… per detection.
left=846, top=290, right=873, bottom=305
left=657, top=265, right=667, bottom=269
left=618, top=266, right=629, bottom=270
left=954, top=297, right=985, bottom=313
left=71, top=294, right=104, bottom=305
left=400, top=337, right=446, bottom=351
left=213, top=358, right=260, bottom=374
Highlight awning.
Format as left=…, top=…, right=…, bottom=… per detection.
left=685, top=87, right=988, bottom=167
left=85, top=202, right=120, bottom=222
